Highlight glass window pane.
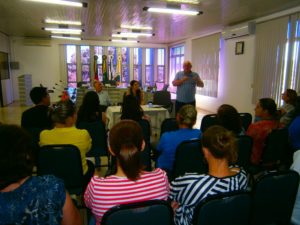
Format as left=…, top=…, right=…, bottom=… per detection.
left=66, top=45, right=76, bottom=63
left=94, top=46, right=103, bottom=64
left=81, top=46, right=90, bottom=64
left=157, top=65, right=165, bottom=82
left=67, top=64, right=77, bottom=83
left=82, top=64, right=90, bottom=82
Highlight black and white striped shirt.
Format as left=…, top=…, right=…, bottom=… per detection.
left=170, top=167, right=248, bottom=225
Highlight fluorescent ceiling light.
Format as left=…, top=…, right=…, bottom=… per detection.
left=120, top=25, right=152, bottom=30
left=23, top=0, right=87, bottom=7
left=51, top=35, right=81, bottom=40
left=43, top=27, right=82, bottom=34
left=111, top=39, right=139, bottom=43
left=45, top=19, right=82, bottom=26
left=112, top=32, right=153, bottom=38
left=143, top=7, right=202, bottom=15
left=166, top=0, right=200, bottom=4
left=112, top=33, right=138, bottom=38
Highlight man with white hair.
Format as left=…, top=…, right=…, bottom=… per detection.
left=172, top=60, right=204, bottom=114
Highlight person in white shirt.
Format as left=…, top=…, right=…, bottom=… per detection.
left=94, top=80, right=111, bottom=110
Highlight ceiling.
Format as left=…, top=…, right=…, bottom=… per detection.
left=0, top=0, right=300, bottom=44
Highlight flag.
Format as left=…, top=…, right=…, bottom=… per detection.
left=102, top=55, right=108, bottom=83
left=94, top=55, right=98, bottom=81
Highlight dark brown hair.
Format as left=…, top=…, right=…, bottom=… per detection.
left=109, top=120, right=144, bottom=181
left=285, top=89, right=298, bottom=105
left=0, top=124, right=34, bottom=190
left=259, top=98, right=277, bottom=117
left=217, top=104, right=242, bottom=134
left=51, top=100, right=76, bottom=124
left=202, top=125, right=237, bottom=163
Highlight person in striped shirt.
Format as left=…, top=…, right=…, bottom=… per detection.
left=84, top=120, right=169, bottom=225
left=169, top=125, right=248, bottom=225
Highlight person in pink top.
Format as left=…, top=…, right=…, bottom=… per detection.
left=247, top=98, right=280, bottom=165
left=84, top=120, right=169, bottom=225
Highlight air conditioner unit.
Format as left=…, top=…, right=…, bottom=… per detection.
left=222, top=22, right=256, bottom=40
left=23, top=38, right=52, bottom=47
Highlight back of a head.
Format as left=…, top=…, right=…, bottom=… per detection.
left=77, top=91, right=100, bottom=123
left=177, top=104, right=197, bottom=128
left=109, top=120, right=144, bottom=181
left=121, top=95, right=143, bottom=121
left=259, top=98, right=277, bottom=117
left=30, top=87, right=48, bottom=104
left=286, top=89, right=298, bottom=105
left=217, top=104, right=242, bottom=134
left=202, top=125, right=237, bottom=163
left=0, top=124, right=34, bottom=190
left=51, top=100, right=76, bottom=124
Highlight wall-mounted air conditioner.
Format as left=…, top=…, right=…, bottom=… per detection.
left=222, top=22, right=256, bottom=40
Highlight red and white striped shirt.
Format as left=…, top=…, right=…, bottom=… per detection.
left=84, top=168, right=169, bottom=225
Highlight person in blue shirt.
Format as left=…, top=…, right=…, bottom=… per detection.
left=156, top=104, right=201, bottom=174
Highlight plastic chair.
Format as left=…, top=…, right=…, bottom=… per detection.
left=160, top=118, right=178, bottom=137
left=239, top=112, right=252, bottom=131
left=37, top=144, right=84, bottom=195
left=250, top=170, right=300, bottom=225
left=200, top=114, right=218, bottom=132
left=172, top=139, right=207, bottom=180
left=193, top=191, right=252, bottom=225
left=101, top=200, right=174, bottom=225
left=235, top=135, right=253, bottom=172
left=153, top=91, right=173, bottom=113
left=77, top=121, right=110, bottom=168
left=138, top=119, right=152, bottom=171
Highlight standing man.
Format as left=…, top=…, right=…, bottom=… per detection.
left=94, top=80, right=111, bottom=111
left=172, top=60, right=204, bottom=114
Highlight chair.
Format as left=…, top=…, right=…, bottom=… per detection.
left=200, top=114, right=218, bottom=132
left=101, top=200, right=174, bottom=225
left=153, top=91, right=173, bottom=113
left=23, top=127, right=44, bottom=163
left=235, top=135, right=253, bottom=172
left=250, top=170, right=300, bottom=225
left=193, top=191, right=252, bottom=225
left=172, top=139, right=207, bottom=180
left=160, top=118, right=178, bottom=137
left=77, top=121, right=110, bottom=168
left=239, top=112, right=252, bottom=131
left=138, top=119, right=152, bottom=171
left=37, top=144, right=84, bottom=195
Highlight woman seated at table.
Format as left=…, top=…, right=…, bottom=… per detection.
left=76, top=91, right=106, bottom=125
left=170, top=125, right=248, bottom=225
left=84, top=120, right=169, bottom=225
left=0, top=124, right=81, bottom=225
left=121, top=95, right=149, bottom=121
left=124, top=80, right=144, bottom=105
left=39, top=100, right=94, bottom=187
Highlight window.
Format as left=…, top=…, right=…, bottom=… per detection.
left=80, top=46, right=90, bottom=83
left=133, top=48, right=142, bottom=83
left=169, top=45, right=184, bottom=92
left=145, top=48, right=154, bottom=85
left=121, top=47, right=130, bottom=83
left=66, top=45, right=77, bottom=87
left=94, top=46, right=103, bottom=81
left=157, top=48, right=165, bottom=83
left=107, top=46, right=117, bottom=81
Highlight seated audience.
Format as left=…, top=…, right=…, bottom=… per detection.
left=94, top=80, right=111, bottom=110
left=291, top=148, right=300, bottom=225
left=246, top=98, right=280, bottom=165
left=39, top=100, right=94, bottom=186
left=217, top=104, right=245, bottom=135
left=124, top=80, right=144, bottom=105
left=121, top=95, right=146, bottom=121
left=156, top=104, right=201, bottom=174
left=289, top=99, right=300, bottom=151
left=169, top=125, right=248, bottom=225
left=21, top=86, right=52, bottom=129
left=279, top=89, right=297, bottom=126
left=84, top=120, right=169, bottom=225
left=77, top=91, right=106, bottom=125
left=0, top=124, right=81, bottom=225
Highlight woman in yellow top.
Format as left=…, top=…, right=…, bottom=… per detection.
left=39, top=100, right=94, bottom=187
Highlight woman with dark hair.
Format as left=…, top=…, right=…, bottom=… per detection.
left=84, top=120, right=169, bottom=225
left=279, top=89, right=298, bottom=126
left=170, top=125, right=248, bottom=225
left=124, top=80, right=144, bottom=105
left=121, top=95, right=145, bottom=121
left=0, top=124, right=81, bottom=225
left=77, top=91, right=106, bottom=125
left=246, top=98, right=280, bottom=165
left=39, top=100, right=94, bottom=186
left=217, top=104, right=244, bottom=135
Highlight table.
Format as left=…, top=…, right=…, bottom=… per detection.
left=106, top=105, right=169, bottom=134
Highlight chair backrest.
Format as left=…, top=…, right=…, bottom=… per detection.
left=172, top=139, right=207, bottom=180
left=160, top=118, right=178, bottom=137
left=200, top=114, right=218, bottom=132
left=37, top=144, right=84, bottom=195
left=153, top=91, right=172, bottom=106
left=193, top=191, right=252, bottom=225
left=239, top=112, right=252, bottom=131
left=101, top=200, right=173, bottom=225
left=261, top=128, right=289, bottom=166
left=138, top=119, right=152, bottom=171
left=251, top=170, right=300, bottom=225
left=236, top=135, right=253, bottom=171
left=77, top=121, right=108, bottom=157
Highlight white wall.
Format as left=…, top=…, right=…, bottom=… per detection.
left=0, top=32, right=13, bottom=105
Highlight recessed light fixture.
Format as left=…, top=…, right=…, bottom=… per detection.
left=112, top=32, right=154, bottom=38
left=51, top=35, right=81, bottom=41
left=120, top=25, right=152, bottom=30
left=110, top=39, right=139, bottom=43
left=45, top=19, right=82, bottom=26
left=143, top=6, right=202, bottom=15
left=23, top=0, right=87, bottom=7
left=166, top=0, right=200, bottom=4
left=43, top=27, right=83, bottom=34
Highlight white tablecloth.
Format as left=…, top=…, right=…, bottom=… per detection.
left=106, top=105, right=169, bottom=132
